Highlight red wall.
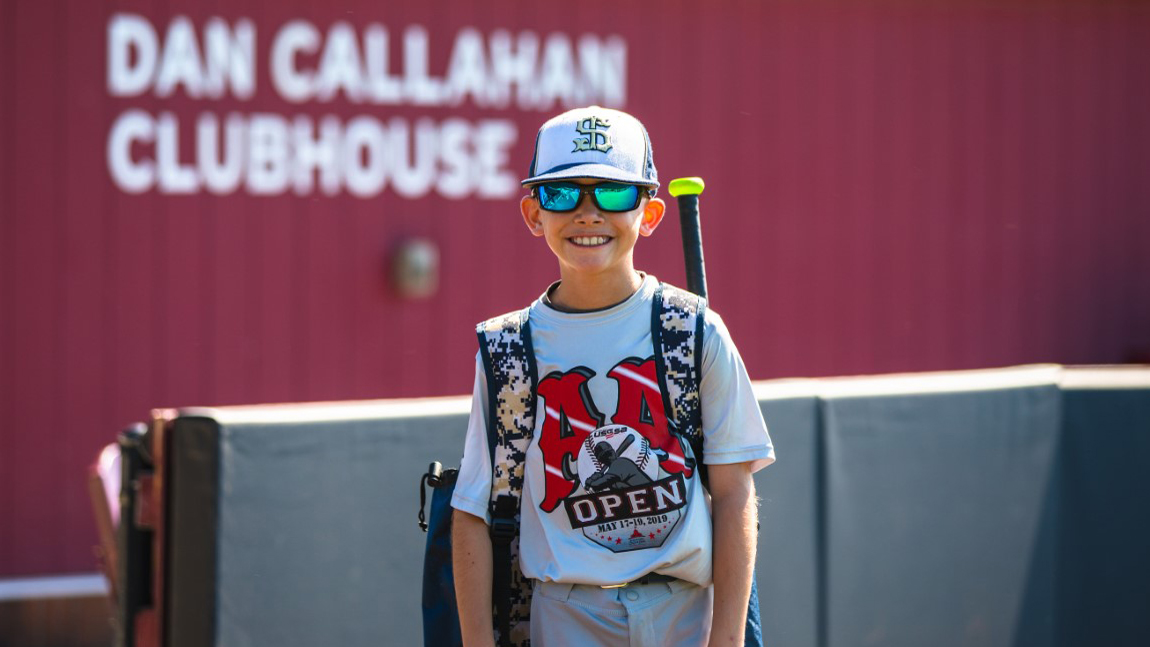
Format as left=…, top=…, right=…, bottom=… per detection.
left=1, top=0, right=1148, bottom=577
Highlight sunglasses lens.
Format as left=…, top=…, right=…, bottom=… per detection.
left=537, top=184, right=580, bottom=211
left=593, top=184, right=640, bottom=212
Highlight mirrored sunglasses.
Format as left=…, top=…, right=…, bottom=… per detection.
left=534, top=182, right=652, bottom=213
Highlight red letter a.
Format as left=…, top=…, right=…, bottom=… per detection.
left=608, top=357, right=693, bottom=478
left=536, top=367, right=604, bottom=512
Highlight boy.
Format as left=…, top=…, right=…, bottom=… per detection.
left=451, top=106, right=774, bottom=647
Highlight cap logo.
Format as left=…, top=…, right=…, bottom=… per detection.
left=572, top=116, right=613, bottom=154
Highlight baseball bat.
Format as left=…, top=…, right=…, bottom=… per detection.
left=670, top=177, right=763, bottom=642
left=615, top=434, right=636, bottom=456
left=668, top=177, right=707, bottom=298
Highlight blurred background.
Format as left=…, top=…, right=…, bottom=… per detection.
left=1, top=0, right=1148, bottom=642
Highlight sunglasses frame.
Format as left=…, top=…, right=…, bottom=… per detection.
left=532, top=182, right=655, bottom=213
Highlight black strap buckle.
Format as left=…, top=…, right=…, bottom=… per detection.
left=490, top=517, right=517, bottom=542
left=489, top=494, right=518, bottom=542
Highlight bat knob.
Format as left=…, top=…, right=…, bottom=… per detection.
left=668, top=177, right=705, bottom=197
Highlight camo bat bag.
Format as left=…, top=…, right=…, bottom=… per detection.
left=417, top=283, right=761, bottom=647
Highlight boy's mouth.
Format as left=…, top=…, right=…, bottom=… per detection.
left=569, top=235, right=612, bottom=247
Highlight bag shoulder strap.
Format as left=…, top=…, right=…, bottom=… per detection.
left=651, top=282, right=707, bottom=481
left=475, top=308, right=537, bottom=647
left=652, top=284, right=764, bottom=644
left=476, top=308, right=538, bottom=492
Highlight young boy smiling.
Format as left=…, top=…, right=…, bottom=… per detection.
left=451, top=106, right=774, bottom=647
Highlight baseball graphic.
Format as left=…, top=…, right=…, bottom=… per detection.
left=577, top=425, right=658, bottom=492
left=563, top=423, right=686, bottom=552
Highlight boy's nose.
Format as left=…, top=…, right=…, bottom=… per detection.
left=572, top=197, right=605, bottom=223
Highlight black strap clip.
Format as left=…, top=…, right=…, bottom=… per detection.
left=489, top=494, right=518, bottom=543
left=417, top=461, right=445, bottom=532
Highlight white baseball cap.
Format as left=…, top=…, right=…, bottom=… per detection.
left=522, top=106, right=659, bottom=192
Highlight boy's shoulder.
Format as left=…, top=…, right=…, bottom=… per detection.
left=475, top=307, right=531, bottom=336
left=655, top=281, right=708, bottom=318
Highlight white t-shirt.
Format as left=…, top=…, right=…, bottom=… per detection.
left=452, top=274, right=774, bottom=587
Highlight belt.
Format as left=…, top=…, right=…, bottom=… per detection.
left=599, top=572, right=677, bottom=589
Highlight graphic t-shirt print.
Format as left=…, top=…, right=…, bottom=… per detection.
left=535, top=356, right=696, bottom=552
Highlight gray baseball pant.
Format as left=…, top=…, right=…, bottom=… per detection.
left=530, top=579, right=712, bottom=646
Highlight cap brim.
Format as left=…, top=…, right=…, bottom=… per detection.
left=522, top=163, right=659, bottom=189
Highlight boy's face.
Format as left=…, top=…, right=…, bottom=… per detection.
left=520, top=178, right=666, bottom=280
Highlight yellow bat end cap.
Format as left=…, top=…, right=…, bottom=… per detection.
left=668, top=177, right=705, bottom=197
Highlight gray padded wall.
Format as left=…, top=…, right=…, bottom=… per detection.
left=755, top=394, right=820, bottom=647
left=156, top=367, right=1150, bottom=647
left=170, top=403, right=469, bottom=647
left=1058, top=371, right=1150, bottom=647
left=822, top=378, right=1062, bottom=647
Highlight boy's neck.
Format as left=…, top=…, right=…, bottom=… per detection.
left=549, top=269, right=645, bottom=311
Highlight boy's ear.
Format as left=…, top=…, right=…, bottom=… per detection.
left=521, top=194, right=545, bottom=237
left=638, top=197, right=666, bottom=237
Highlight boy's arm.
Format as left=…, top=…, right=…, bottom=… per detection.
left=707, top=461, right=758, bottom=647
left=453, top=509, right=497, bottom=647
